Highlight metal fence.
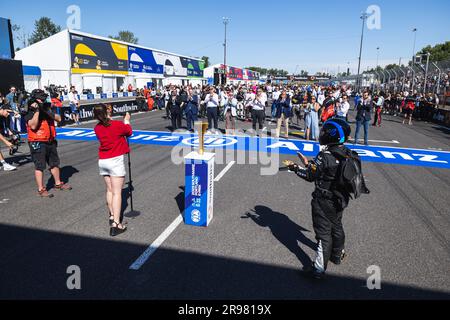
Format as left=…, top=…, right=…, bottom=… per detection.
left=335, top=58, right=450, bottom=96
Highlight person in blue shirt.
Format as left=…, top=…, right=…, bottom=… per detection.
left=354, top=91, right=372, bottom=145
left=275, top=91, right=292, bottom=138
left=5, top=87, right=22, bottom=132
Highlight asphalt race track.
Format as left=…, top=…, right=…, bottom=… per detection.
left=1, top=106, right=449, bottom=299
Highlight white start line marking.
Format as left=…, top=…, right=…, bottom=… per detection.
left=129, top=162, right=235, bottom=271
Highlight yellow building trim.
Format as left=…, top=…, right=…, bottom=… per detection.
left=71, top=68, right=129, bottom=75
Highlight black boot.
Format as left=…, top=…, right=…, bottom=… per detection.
left=330, top=250, right=347, bottom=265
left=301, top=263, right=325, bottom=280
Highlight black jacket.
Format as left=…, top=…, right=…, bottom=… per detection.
left=296, top=144, right=351, bottom=208
left=275, top=98, right=291, bottom=118
left=355, top=98, right=372, bottom=121
left=167, top=95, right=183, bottom=113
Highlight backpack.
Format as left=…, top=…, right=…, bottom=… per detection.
left=331, top=149, right=370, bottom=199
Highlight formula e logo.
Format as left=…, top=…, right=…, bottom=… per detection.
left=191, top=209, right=201, bottom=223
left=182, top=136, right=238, bottom=148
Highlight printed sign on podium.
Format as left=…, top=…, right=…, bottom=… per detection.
left=184, top=151, right=215, bottom=227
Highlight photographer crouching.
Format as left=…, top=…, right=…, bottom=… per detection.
left=0, top=107, right=18, bottom=171
left=25, top=89, right=72, bottom=198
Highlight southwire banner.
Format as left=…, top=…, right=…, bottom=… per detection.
left=52, top=128, right=450, bottom=169
left=58, top=100, right=139, bottom=124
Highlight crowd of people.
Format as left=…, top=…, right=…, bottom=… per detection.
left=0, top=80, right=447, bottom=173
left=155, top=83, right=353, bottom=140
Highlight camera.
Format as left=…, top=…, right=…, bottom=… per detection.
left=8, top=131, right=21, bottom=156
left=28, top=89, right=51, bottom=112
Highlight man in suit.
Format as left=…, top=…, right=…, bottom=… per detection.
left=354, top=91, right=372, bottom=145
left=185, top=88, right=199, bottom=132
left=167, top=90, right=182, bottom=130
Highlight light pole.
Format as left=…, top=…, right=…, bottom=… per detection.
left=376, top=47, right=380, bottom=69
left=357, top=12, right=369, bottom=91
left=411, top=28, right=417, bottom=91
left=423, top=52, right=431, bottom=94
left=432, top=62, right=442, bottom=94
left=223, top=17, right=230, bottom=85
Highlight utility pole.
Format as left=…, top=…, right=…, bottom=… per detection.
left=223, top=17, right=230, bottom=85
left=357, top=12, right=369, bottom=91
left=411, top=28, right=417, bottom=92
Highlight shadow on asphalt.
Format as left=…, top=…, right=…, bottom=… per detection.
left=242, top=205, right=315, bottom=268
left=175, top=186, right=185, bottom=215
left=46, top=166, right=79, bottom=190
left=1, top=223, right=448, bottom=299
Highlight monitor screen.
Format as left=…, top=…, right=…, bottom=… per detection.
left=0, top=17, right=14, bottom=60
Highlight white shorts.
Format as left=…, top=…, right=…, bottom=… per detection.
left=99, top=155, right=126, bottom=177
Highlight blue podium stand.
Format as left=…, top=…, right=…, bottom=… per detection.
left=184, top=151, right=215, bottom=227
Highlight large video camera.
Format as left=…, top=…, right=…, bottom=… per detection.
left=44, top=84, right=66, bottom=97
left=28, top=89, right=51, bottom=112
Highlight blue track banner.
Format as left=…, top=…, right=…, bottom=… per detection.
left=53, top=128, right=450, bottom=169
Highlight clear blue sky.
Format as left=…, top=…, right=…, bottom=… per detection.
left=1, top=0, right=449, bottom=74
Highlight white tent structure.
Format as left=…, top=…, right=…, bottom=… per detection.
left=15, top=29, right=206, bottom=93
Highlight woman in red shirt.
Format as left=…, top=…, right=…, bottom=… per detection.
left=93, top=104, right=133, bottom=236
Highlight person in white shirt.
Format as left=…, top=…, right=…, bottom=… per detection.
left=244, top=89, right=255, bottom=121
left=204, top=87, right=219, bottom=131
left=251, top=88, right=267, bottom=135
left=272, top=87, right=281, bottom=101
left=68, top=86, right=80, bottom=125
left=336, top=94, right=350, bottom=121
left=317, top=91, right=325, bottom=106
left=271, top=87, right=281, bottom=120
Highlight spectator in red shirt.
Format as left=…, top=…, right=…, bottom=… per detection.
left=51, top=92, right=63, bottom=127
left=93, top=104, right=133, bottom=236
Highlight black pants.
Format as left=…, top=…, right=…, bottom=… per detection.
left=171, top=111, right=182, bottom=130
left=28, top=140, right=60, bottom=171
left=311, top=196, right=345, bottom=272
left=207, top=107, right=218, bottom=130
left=252, top=109, right=265, bottom=130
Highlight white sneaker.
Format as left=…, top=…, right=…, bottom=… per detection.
left=2, top=163, right=17, bottom=171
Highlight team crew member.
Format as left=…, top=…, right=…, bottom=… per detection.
left=402, top=96, right=415, bottom=125
left=0, top=107, right=17, bottom=171
left=25, top=90, right=72, bottom=197
left=93, top=104, right=132, bottom=237
left=251, top=88, right=267, bottom=135
left=287, top=119, right=368, bottom=279
left=372, top=93, right=384, bottom=127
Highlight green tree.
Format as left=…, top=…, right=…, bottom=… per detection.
left=417, top=41, right=450, bottom=62
left=109, top=31, right=138, bottom=44
left=28, top=17, right=61, bottom=45
left=201, top=56, right=210, bottom=68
